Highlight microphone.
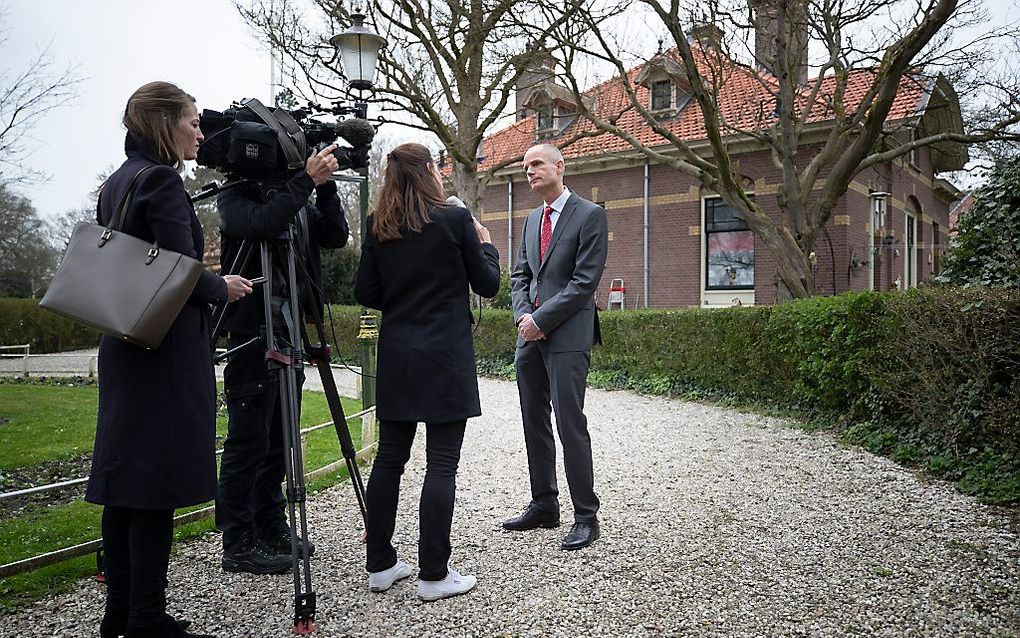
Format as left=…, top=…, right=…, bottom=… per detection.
left=446, top=195, right=466, bottom=208
left=333, top=118, right=375, bottom=147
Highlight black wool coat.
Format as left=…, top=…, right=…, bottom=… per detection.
left=85, top=133, right=227, bottom=510
left=355, top=205, right=500, bottom=423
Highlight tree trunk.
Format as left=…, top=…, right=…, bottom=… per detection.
left=451, top=161, right=484, bottom=214
left=759, top=225, right=815, bottom=301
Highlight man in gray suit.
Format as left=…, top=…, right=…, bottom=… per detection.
left=503, top=143, right=608, bottom=550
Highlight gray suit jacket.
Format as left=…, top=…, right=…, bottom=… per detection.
left=510, top=192, right=608, bottom=353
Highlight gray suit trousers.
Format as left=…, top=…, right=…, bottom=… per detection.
left=515, top=340, right=600, bottom=522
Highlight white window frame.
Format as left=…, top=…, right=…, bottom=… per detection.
left=904, top=213, right=918, bottom=288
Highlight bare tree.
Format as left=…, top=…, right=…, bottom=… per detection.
left=233, top=0, right=619, bottom=213
left=544, top=0, right=1020, bottom=298
left=48, top=168, right=113, bottom=250
left=0, top=183, right=56, bottom=296
left=0, top=5, right=82, bottom=186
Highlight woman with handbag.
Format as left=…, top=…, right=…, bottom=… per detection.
left=355, top=142, right=501, bottom=601
left=84, top=81, right=250, bottom=638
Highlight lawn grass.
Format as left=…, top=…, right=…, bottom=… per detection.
left=0, top=383, right=366, bottom=613
left=0, top=385, right=99, bottom=469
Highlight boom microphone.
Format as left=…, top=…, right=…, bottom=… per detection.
left=334, top=118, right=375, bottom=148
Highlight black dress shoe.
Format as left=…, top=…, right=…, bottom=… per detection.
left=502, top=504, right=560, bottom=531
left=100, top=610, right=191, bottom=638
left=125, top=614, right=214, bottom=638
left=561, top=521, right=600, bottom=550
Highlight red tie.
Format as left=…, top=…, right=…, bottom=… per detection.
left=535, top=206, right=553, bottom=308
left=540, top=206, right=553, bottom=261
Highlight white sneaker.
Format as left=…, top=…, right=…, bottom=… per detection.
left=368, top=559, right=412, bottom=592
left=416, top=566, right=477, bottom=602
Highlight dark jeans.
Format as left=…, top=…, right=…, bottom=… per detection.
left=101, top=506, right=174, bottom=629
left=365, top=419, right=467, bottom=581
left=216, top=336, right=303, bottom=550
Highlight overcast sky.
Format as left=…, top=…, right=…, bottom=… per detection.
left=3, top=0, right=274, bottom=218
left=3, top=0, right=1018, bottom=219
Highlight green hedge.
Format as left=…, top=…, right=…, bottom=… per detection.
left=0, top=299, right=366, bottom=360
left=0, top=299, right=100, bottom=353
left=471, top=288, right=1020, bottom=498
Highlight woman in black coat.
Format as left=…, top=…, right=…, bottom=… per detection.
left=84, top=82, right=250, bottom=638
left=355, top=142, right=500, bottom=602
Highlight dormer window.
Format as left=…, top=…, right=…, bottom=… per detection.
left=522, top=80, right=590, bottom=137
left=537, top=104, right=554, bottom=131
left=637, top=54, right=692, bottom=117
left=651, top=80, right=672, bottom=111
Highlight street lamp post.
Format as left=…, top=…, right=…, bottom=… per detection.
left=331, top=3, right=385, bottom=418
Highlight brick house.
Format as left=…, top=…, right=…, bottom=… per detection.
left=471, top=26, right=965, bottom=308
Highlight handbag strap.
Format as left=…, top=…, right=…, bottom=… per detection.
left=96, top=165, right=158, bottom=228
left=95, top=166, right=160, bottom=258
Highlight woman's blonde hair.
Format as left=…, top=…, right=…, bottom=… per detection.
left=371, top=143, right=447, bottom=242
left=123, top=81, right=195, bottom=170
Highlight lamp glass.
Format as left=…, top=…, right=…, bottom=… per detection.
left=334, top=29, right=385, bottom=89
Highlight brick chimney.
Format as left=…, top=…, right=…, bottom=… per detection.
left=749, top=0, right=809, bottom=84
left=689, top=22, right=724, bottom=51
left=516, top=41, right=557, bottom=121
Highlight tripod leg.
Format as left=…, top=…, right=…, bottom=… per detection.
left=210, top=239, right=256, bottom=353
left=310, top=353, right=369, bottom=526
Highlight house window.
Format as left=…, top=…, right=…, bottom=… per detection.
left=705, top=197, right=754, bottom=290
left=908, top=128, right=918, bottom=167
left=932, top=221, right=941, bottom=273
left=651, top=80, right=672, bottom=111
left=537, top=104, right=553, bottom=131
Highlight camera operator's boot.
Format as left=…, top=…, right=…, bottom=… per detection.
left=125, top=615, right=214, bottom=638
left=260, top=526, right=315, bottom=559
left=222, top=531, right=291, bottom=575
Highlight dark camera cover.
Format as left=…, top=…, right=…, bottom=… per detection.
left=226, top=122, right=279, bottom=175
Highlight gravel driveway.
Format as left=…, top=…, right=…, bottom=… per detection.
left=6, top=377, right=1019, bottom=637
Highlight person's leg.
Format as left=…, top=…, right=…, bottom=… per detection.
left=216, top=340, right=273, bottom=553
left=514, top=341, right=558, bottom=513
left=549, top=351, right=600, bottom=522
left=99, top=506, right=131, bottom=636
left=252, top=367, right=287, bottom=539
left=417, top=419, right=467, bottom=581
left=125, top=508, right=174, bottom=631
left=365, top=421, right=416, bottom=573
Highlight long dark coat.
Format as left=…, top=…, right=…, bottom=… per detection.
left=354, top=205, right=500, bottom=423
left=85, top=133, right=227, bottom=510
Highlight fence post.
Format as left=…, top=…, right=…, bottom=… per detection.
left=22, top=344, right=29, bottom=378
left=357, top=312, right=378, bottom=448
left=88, top=355, right=96, bottom=378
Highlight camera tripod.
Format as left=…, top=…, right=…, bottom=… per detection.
left=205, top=186, right=368, bottom=635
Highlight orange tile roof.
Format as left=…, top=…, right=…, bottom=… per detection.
left=478, top=45, right=928, bottom=172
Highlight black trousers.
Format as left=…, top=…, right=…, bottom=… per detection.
left=101, top=506, right=174, bottom=629
left=216, top=336, right=303, bottom=550
left=365, top=419, right=467, bottom=581
left=515, top=340, right=600, bottom=522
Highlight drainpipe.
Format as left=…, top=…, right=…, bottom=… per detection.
left=507, top=180, right=514, bottom=266
left=643, top=160, right=650, bottom=308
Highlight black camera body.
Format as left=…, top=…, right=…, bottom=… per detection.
left=197, top=98, right=374, bottom=181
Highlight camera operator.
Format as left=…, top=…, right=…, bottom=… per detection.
left=215, top=144, right=349, bottom=574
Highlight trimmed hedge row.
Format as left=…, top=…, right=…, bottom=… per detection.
left=0, top=299, right=101, bottom=353
left=0, top=299, right=365, bottom=361
left=471, top=288, right=1020, bottom=465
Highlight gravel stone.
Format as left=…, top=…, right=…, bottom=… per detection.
left=4, top=377, right=1019, bottom=637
